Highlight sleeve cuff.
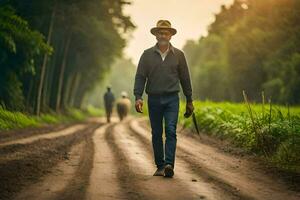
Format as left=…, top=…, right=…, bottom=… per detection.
left=186, top=95, right=193, bottom=103
left=135, top=95, right=143, bottom=101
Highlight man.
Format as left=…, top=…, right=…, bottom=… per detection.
left=133, top=20, right=194, bottom=178
left=103, top=86, right=115, bottom=123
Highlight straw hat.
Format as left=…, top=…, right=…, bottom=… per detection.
left=150, top=20, right=177, bottom=36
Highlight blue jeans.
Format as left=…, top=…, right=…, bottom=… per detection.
left=147, top=92, right=179, bottom=169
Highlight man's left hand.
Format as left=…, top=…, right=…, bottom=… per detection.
left=184, top=101, right=194, bottom=118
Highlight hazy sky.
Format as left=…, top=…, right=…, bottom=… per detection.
left=123, top=0, right=234, bottom=65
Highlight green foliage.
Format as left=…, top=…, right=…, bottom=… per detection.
left=38, top=113, right=62, bottom=124
left=274, top=137, right=300, bottom=171
left=178, top=100, right=300, bottom=173
left=0, top=106, right=39, bottom=130
left=184, top=0, right=300, bottom=104
left=0, top=105, right=104, bottom=131
left=0, top=5, right=51, bottom=111
left=65, top=107, right=86, bottom=121
left=0, top=0, right=135, bottom=113
left=85, top=104, right=105, bottom=117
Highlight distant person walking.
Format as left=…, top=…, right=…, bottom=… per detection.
left=116, top=91, right=131, bottom=121
left=133, top=20, right=194, bottom=177
left=103, top=86, right=115, bottom=123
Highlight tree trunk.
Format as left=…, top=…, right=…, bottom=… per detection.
left=44, top=45, right=58, bottom=111
left=42, top=57, right=51, bottom=112
left=36, top=2, right=57, bottom=115
left=63, top=74, right=73, bottom=109
left=25, top=78, right=34, bottom=112
left=56, top=33, right=72, bottom=112
left=69, top=72, right=81, bottom=107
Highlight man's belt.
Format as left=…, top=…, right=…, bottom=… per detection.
left=148, top=91, right=179, bottom=97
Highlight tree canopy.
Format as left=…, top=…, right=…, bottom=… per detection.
left=0, top=0, right=135, bottom=113
left=184, top=0, right=300, bottom=104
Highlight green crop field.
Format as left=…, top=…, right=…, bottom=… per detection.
left=177, top=100, right=300, bottom=173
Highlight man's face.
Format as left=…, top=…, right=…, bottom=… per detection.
left=156, top=29, right=172, bottom=46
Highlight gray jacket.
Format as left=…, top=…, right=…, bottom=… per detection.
left=133, top=42, right=193, bottom=102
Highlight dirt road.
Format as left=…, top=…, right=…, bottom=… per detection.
left=0, top=116, right=299, bottom=200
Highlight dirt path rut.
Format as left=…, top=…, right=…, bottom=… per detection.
left=0, top=116, right=298, bottom=200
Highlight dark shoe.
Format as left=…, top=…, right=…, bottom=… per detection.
left=153, top=167, right=165, bottom=176
left=164, top=164, right=174, bottom=178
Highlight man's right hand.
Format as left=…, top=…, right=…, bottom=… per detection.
left=184, top=101, right=194, bottom=118
left=135, top=99, right=143, bottom=113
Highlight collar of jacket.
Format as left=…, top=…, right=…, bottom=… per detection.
left=152, top=42, right=175, bottom=55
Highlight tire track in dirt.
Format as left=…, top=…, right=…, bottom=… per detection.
left=177, top=140, right=300, bottom=200
left=13, top=141, right=86, bottom=200
left=103, top=121, right=152, bottom=200
left=86, top=122, right=124, bottom=200
left=131, top=118, right=300, bottom=200
left=173, top=128, right=300, bottom=200
left=0, top=124, right=88, bottom=148
left=0, top=123, right=100, bottom=200
left=127, top=118, right=248, bottom=200
left=0, top=125, right=90, bottom=163
left=54, top=125, right=96, bottom=200
left=112, top=119, right=207, bottom=200
left=0, top=123, right=73, bottom=144
left=4, top=116, right=299, bottom=200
